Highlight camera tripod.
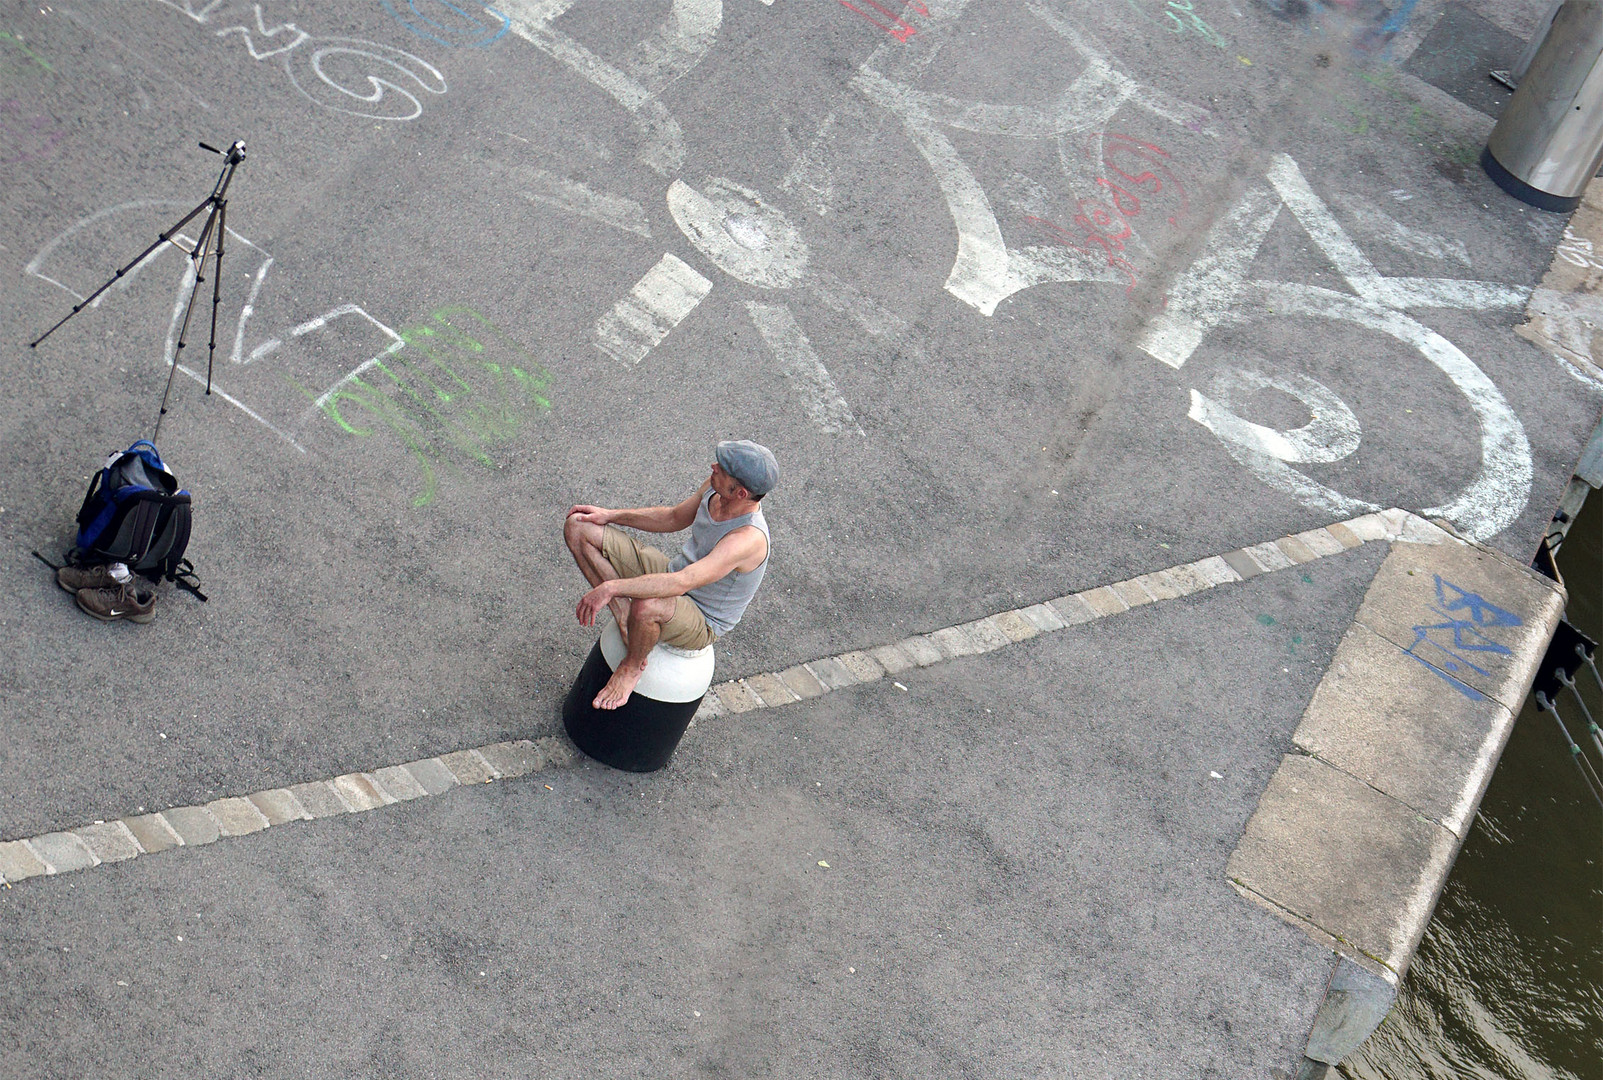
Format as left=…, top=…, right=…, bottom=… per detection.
left=30, top=140, right=247, bottom=442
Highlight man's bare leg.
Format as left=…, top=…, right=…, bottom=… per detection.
left=594, top=597, right=673, bottom=709
left=564, top=515, right=633, bottom=636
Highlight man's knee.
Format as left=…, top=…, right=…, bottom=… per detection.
left=565, top=514, right=601, bottom=551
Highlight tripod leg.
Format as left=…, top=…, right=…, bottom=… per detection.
left=29, top=197, right=215, bottom=349
left=205, top=201, right=227, bottom=395
left=154, top=199, right=222, bottom=443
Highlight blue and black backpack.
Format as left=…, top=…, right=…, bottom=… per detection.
left=72, top=441, right=203, bottom=597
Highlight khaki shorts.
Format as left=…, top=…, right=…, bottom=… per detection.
left=601, top=525, right=717, bottom=651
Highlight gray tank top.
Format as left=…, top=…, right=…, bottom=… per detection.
left=669, top=490, right=770, bottom=636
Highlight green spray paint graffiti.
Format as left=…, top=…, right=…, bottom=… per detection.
left=307, top=306, right=551, bottom=506
left=0, top=28, right=55, bottom=73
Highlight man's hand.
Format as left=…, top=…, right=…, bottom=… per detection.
left=576, top=580, right=615, bottom=626
left=568, top=504, right=612, bottom=527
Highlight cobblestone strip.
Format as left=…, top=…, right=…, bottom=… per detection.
left=0, top=511, right=1426, bottom=888
left=0, top=737, right=577, bottom=887
left=689, top=510, right=1415, bottom=724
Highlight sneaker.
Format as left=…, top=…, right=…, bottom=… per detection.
left=75, top=581, right=156, bottom=624
left=57, top=564, right=130, bottom=594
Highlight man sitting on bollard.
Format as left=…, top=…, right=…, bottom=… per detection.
left=564, top=440, right=777, bottom=710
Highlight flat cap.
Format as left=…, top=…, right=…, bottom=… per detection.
left=716, top=440, right=779, bottom=497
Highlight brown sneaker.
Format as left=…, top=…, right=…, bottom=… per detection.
left=57, top=564, right=129, bottom=594
left=75, top=581, right=156, bottom=624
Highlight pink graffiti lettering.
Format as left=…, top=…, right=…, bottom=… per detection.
left=837, top=0, right=929, bottom=43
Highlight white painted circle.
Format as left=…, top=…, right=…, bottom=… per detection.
left=668, top=178, right=809, bottom=289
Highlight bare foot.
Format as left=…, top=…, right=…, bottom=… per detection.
left=593, top=662, right=645, bottom=710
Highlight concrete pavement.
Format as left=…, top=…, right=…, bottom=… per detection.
left=2, top=525, right=1388, bottom=1079
left=2, top=0, right=1601, bottom=1075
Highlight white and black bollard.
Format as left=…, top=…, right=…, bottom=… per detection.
left=562, top=620, right=715, bottom=772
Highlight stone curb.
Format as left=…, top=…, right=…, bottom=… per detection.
left=0, top=511, right=1413, bottom=889
left=1221, top=514, right=1566, bottom=1072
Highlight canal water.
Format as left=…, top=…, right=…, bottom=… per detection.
left=1340, top=488, right=1603, bottom=1080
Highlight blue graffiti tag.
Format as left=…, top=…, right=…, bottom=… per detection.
left=1402, top=575, right=1521, bottom=700
left=381, top=0, right=510, bottom=48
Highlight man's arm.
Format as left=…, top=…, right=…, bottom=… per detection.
left=575, top=526, right=767, bottom=625
left=568, top=481, right=709, bottom=534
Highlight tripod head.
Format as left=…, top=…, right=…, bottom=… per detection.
left=199, top=140, right=247, bottom=165
left=29, top=137, right=251, bottom=441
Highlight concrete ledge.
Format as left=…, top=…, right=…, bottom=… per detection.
left=370, top=765, right=430, bottom=801
left=207, top=797, right=270, bottom=837
left=29, top=832, right=99, bottom=873
left=163, top=806, right=220, bottom=847
left=121, top=813, right=182, bottom=854
left=1225, top=516, right=1566, bottom=1069
left=1228, top=754, right=1457, bottom=977
left=0, top=839, right=50, bottom=882
left=745, top=671, right=799, bottom=707
left=1349, top=540, right=1565, bottom=712
left=74, top=821, right=142, bottom=863
left=1294, top=623, right=1515, bottom=838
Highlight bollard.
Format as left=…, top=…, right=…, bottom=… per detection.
left=1484, top=0, right=1603, bottom=212
left=562, top=619, right=715, bottom=772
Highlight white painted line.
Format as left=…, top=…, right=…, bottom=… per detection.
left=24, top=198, right=192, bottom=302
left=1139, top=153, right=1532, bottom=540
left=1138, top=187, right=1280, bottom=368
left=171, top=362, right=307, bottom=454
left=1187, top=368, right=1379, bottom=519
left=501, top=0, right=715, bottom=175
left=1254, top=282, right=1531, bottom=541
left=593, top=253, right=713, bottom=365
left=304, top=339, right=407, bottom=418
left=853, top=6, right=1210, bottom=317
left=290, top=308, right=409, bottom=418
left=1266, top=154, right=1527, bottom=314
left=231, top=256, right=276, bottom=362
left=744, top=302, right=863, bottom=435
left=810, top=269, right=908, bottom=337
left=522, top=169, right=652, bottom=237
left=618, top=0, right=721, bottom=91
left=1333, top=195, right=1472, bottom=267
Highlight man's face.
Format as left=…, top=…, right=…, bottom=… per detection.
left=711, top=463, right=745, bottom=500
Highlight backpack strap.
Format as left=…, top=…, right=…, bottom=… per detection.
left=75, top=470, right=105, bottom=530
left=167, top=558, right=207, bottom=602
left=120, top=498, right=162, bottom=566
left=161, top=506, right=192, bottom=581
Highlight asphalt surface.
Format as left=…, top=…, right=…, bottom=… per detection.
left=2, top=0, right=1598, bottom=839
left=0, top=541, right=1386, bottom=1080
left=1, top=0, right=1600, bottom=1073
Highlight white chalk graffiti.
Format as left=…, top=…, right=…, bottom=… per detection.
left=26, top=201, right=407, bottom=452
left=667, top=178, right=810, bottom=290
left=521, top=168, right=654, bottom=238
left=592, top=253, right=713, bottom=365
left=1332, top=195, right=1472, bottom=269
left=501, top=0, right=720, bottom=176
left=853, top=3, right=1213, bottom=315
left=1189, top=368, right=1374, bottom=518
left=155, top=1, right=447, bottom=120
left=744, top=302, right=863, bottom=436
left=501, top=0, right=870, bottom=436
left=1141, top=154, right=1533, bottom=540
